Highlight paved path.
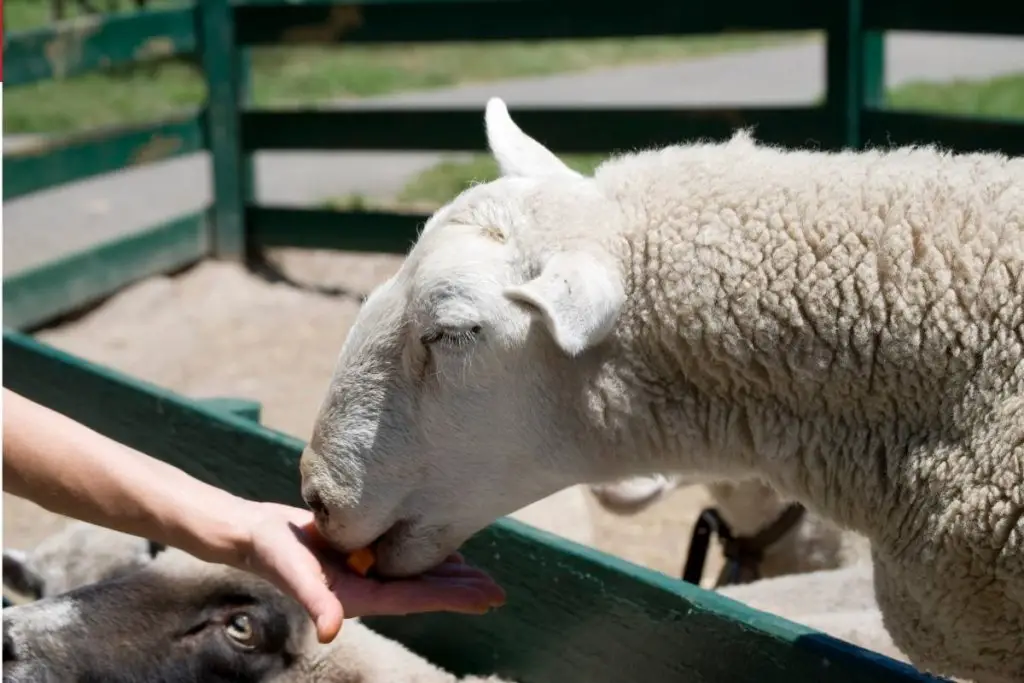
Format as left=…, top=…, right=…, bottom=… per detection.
left=4, top=33, right=1023, bottom=275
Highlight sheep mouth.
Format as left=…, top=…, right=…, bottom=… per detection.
left=368, top=519, right=455, bottom=579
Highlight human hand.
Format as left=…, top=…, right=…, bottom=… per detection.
left=220, top=501, right=505, bottom=643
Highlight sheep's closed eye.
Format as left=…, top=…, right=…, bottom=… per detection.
left=420, top=325, right=482, bottom=350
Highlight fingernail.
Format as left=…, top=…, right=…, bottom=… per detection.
left=316, top=617, right=338, bottom=643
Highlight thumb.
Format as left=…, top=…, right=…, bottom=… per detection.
left=307, top=583, right=345, bottom=644
left=265, top=548, right=345, bottom=643
left=297, top=571, right=345, bottom=643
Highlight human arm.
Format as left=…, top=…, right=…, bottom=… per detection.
left=3, top=389, right=251, bottom=568
left=2, top=389, right=505, bottom=641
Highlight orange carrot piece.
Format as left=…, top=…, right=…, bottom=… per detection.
left=346, top=547, right=376, bottom=577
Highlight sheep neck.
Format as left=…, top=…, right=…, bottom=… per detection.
left=589, top=235, right=937, bottom=539
left=581, top=142, right=1022, bottom=544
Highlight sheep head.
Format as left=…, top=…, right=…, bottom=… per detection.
left=299, top=98, right=635, bottom=577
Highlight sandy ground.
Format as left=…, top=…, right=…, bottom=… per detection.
left=3, top=248, right=725, bottom=584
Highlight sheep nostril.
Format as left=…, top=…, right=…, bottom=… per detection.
left=302, top=489, right=328, bottom=520
left=3, top=628, right=17, bottom=662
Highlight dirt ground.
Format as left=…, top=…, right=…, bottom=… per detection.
left=2, top=248, right=724, bottom=584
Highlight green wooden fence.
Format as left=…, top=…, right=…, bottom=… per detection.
left=1, top=327, right=944, bottom=683
left=4, top=0, right=1023, bottom=331
left=3, top=2, right=1020, bottom=681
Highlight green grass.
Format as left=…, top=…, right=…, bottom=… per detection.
left=3, top=0, right=812, bottom=135
left=887, top=72, right=1024, bottom=120
left=4, top=0, right=188, bottom=29
left=326, top=71, right=1024, bottom=212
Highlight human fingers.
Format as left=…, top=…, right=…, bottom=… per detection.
left=274, top=554, right=345, bottom=643
left=421, top=560, right=496, bottom=580
left=249, top=516, right=345, bottom=643
left=347, top=577, right=505, bottom=618
left=418, top=573, right=507, bottom=607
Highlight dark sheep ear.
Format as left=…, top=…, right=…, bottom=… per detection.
left=2, top=550, right=45, bottom=600
left=147, top=540, right=167, bottom=558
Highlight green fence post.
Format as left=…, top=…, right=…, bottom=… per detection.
left=862, top=31, right=886, bottom=109
left=825, top=0, right=867, bottom=150
left=198, top=0, right=247, bottom=260
left=237, top=46, right=256, bottom=220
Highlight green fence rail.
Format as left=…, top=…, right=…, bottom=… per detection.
left=4, top=113, right=207, bottom=200
left=5, top=0, right=1022, bottom=298
left=2, top=211, right=209, bottom=330
left=3, top=6, right=197, bottom=87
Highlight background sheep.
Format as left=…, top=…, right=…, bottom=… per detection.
left=2, top=524, right=513, bottom=683
left=716, top=561, right=910, bottom=665
left=1, top=522, right=910, bottom=682
left=591, top=476, right=904, bottom=665
left=2, top=520, right=165, bottom=603
left=297, top=97, right=1024, bottom=683
left=591, top=474, right=870, bottom=584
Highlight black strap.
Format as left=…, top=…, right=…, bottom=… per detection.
left=681, top=508, right=728, bottom=585
left=681, top=503, right=806, bottom=588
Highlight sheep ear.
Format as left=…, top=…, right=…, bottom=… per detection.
left=485, top=97, right=581, bottom=180
left=504, top=251, right=624, bottom=356
left=2, top=549, right=44, bottom=599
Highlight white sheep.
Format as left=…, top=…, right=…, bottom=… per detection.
left=2, top=523, right=513, bottom=683
left=590, top=474, right=870, bottom=583
left=298, top=97, right=1023, bottom=683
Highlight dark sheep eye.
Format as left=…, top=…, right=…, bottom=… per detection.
left=225, top=613, right=257, bottom=648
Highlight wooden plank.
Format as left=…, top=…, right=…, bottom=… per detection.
left=862, top=109, right=1024, bottom=157
left=366, top=520, right=935, bottom=683
left=2, top=331, right=935, bottom=683
left=243, top=106, right=841, bottom=153
left=235, top=0, right=833, bottom=46
left=3, top=7, right=197, bottom=87
left=197, top=397, right=264, bottom=424
left=3, top=112, right=206, bottom=200
left=3, top=212, right=208, bottom=332
left=249, top=206, right=425, bottom=254
left=2, top=330, right=305, bottom=506
left=863, top=0, right=1024, bottom=35
left=198, top=0, right=248, bottom=259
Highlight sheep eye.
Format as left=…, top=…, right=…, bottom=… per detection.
left=225, top=613, right=256, bottom=648
left=420, top=325, right=482, bottom=349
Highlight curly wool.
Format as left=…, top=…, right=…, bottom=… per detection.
left=585, top=133, right=1023, bottom=682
